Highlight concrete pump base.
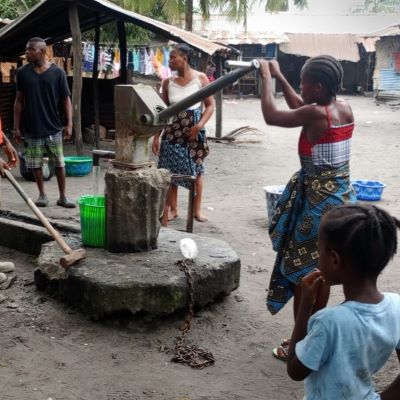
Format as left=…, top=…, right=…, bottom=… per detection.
left=34, top=228, right=241, bottom=319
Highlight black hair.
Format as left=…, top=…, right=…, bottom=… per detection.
left=322, top=204, right=400, bottom=279
left=302, top=55, right=343, bottom=97
left=28, top=37, right=46, bottom=45
left=174, top=43, right=193, bottom=65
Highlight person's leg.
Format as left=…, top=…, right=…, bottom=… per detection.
left=273, top=280, right=330, bottom=362
left=161, top=184, right=177, bottom=226
left=273, top=284, right=303, bottom=361
left=32, top=169, right=45, bottom=197
left=25, top=137, right=48, bottom=206
left=54, top=166, right=66, bottom=200
left=193, top=174, right=207, bottom=222
left=168, top=184, right=178, bottom=220
left=46, top=133, right=75, bottom=208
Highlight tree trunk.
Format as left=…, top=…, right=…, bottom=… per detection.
left=68, top=4, right=83, bottom=155
left=185, top=0, right=193, bottom=31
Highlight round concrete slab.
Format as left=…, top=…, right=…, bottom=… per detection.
left=35, top=228, right=241, bottom=318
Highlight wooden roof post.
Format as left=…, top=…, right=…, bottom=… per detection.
left=93, top=15, right=101, bottom=149
left=68, top=3, right=83, bottom=155
left=215, top=54, right=223, bottom=138
left=117, top=20, right=127, bottom=84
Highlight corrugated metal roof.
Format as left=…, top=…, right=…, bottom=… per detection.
left=205, top=30, right=288, bottom=45
left=358, top=37, right=379, bottom=52
left=0, top=0, right=230, bottom=59
left=0, top=19, right=12, bottom=28
left=280, top=33, right=361, bottom=62
left=365, top=24, right=400, bottom=38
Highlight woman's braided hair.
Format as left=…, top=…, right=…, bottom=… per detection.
left=302, top=55, right=344, bottom=97
left=322, top=204, right=400, bottom=278
left=175, top=43, right=193, bottom=65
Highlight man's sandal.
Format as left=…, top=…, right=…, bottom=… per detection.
left=272, top=345, right=289, bottom=362
left=56, top=198, right=76, bottom=209
left=35, top=195, right=49, bottom=207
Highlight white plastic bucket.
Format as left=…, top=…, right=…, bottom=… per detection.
left=263, top=185, right=285, bottom=226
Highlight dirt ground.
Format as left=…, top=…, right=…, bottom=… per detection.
left=0, top=95, right=399, bottom=400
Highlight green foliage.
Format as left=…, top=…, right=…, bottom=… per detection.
left=0, top=0, right=40, bottom=19
left=106, top=0, right=169, bottom=43
left=355, top=0, right=400, bottom=13
left=264, top=0, right=308, bottom=12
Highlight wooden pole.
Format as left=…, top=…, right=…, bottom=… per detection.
left=215, top=54, right=223, bottom=138
left=117, top=20, right=127, bottom=84
left=68, top=3, right=83, bottom=155
left=93, top=15, right=101, bottom=149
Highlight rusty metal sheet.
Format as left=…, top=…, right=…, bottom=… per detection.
left=207, top=30, right=289, bottom=45
left=358, top=37, right=379, bottom=52
left=280, top=33, right=361, bottom=62
left=365, top=24, right=400, bottom=38
left=0, top=0, right=231, bottom=59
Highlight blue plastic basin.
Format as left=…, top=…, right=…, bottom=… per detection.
left=351, top=180, right=386, bottom=201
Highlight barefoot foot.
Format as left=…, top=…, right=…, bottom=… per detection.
left=194, top=215, right=208, bottom=222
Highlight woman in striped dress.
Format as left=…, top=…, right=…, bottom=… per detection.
left=259, top=56, right=356, bottom=361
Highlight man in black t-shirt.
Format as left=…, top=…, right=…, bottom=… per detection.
left=14, top=37, right=75, bottom=208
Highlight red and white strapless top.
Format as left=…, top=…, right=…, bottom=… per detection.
left=298, top=105, right=354, bottom=169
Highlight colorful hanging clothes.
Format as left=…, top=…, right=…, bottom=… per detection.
left=266, top=104, right=356, bottom=315
left=144, top=47, right=154, bottom=75
left=162, top=47, right=170, bottom=68
left=133, top=48, right=140, bottom=72
left=155, top=47, right=163, bottom=65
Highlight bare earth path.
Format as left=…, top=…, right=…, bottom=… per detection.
left=0, top=95, right=399, bottom=400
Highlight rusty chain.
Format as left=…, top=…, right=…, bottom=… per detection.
left=170, top=259, right=215, bottom=369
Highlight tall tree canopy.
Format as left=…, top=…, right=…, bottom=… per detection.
left=0, top=0, right=40, bottom=19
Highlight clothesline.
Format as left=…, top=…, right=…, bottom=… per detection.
left=82, top=42, right=172, bottom=78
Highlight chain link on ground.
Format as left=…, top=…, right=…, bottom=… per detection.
left=171, top=259, right=215, bottom=369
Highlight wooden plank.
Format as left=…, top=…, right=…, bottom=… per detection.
left=68, top=3, right=84, bottom=155
left=117, top=20, right=127, bottom=84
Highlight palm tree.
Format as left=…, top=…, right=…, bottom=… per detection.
left=264, top=0, right=308, bottom=12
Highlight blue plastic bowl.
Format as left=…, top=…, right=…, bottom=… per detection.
left=351, top=180, right=386, bottom=201
left=64, top=156, right=93, bottom=177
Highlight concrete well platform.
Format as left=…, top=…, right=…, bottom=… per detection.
left=35, top=228, right=241, bottom=319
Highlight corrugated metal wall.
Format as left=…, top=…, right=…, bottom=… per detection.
left=0, top=83, right=16, bottom=132
left=379, top=68, right=400, bottom=91
left=374, top=36, right=400, bottom=91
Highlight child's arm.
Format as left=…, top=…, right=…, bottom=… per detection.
left=380, top=350, right=400, bottom=400
left=287, top=270, right=326, bottom=381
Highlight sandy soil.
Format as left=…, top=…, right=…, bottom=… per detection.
left=0, top=95, right=399, bottom=400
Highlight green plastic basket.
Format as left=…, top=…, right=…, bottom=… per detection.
left=78, top=195, right=105, bottom=247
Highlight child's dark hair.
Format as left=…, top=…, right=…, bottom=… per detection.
left=322, top=204, right=400, bottom=278
left=302, top=55, right=343, bottom=97
left=175, top=43, right=193, bottom=65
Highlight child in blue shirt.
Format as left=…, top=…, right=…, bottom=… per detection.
left=286, top=204, right=400, bottom=400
